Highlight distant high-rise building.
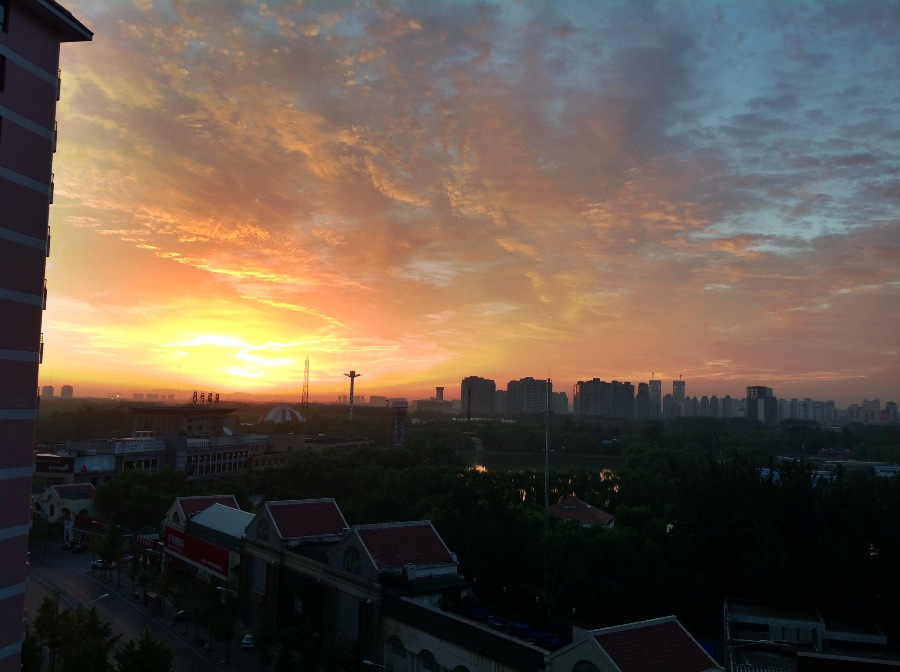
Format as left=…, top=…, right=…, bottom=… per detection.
left=709, top=395, right=720, bottom=418
left=746, top=386, right=776, bottom=425
left=0, top=3, right=92, bottom=669
left=61, top=385, right=74, bottom=398
left=722, top=395, right=734, bottom=418
left=663, top=393, right=677, bottom=419
left=672, top=379, right=686, bottom=405
left=648, top=379, right=662, bottom=419
left=41, top=385, right=54, bottom=399
left=574, top=379, right=634, bottom=419
left=635, top=383, right=650, bottom=421
left=552, top=391, right=568, bottom=415
left=460, top=376, right=496, bottom=418
left=506, top=377, right=551, bottom=415
left=435, top=387, right=444, bottom=401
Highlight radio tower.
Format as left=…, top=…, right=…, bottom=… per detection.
left=301, top=356, right=310, bottom=420
left=344, top=370, right=361, bottom=421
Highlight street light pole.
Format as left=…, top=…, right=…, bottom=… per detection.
left=83, top=593, right=110, bottom=608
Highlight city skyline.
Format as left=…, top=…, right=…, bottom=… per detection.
left=43, top=0, right=899, bottom=407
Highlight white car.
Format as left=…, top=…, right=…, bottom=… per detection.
left=241, top=633, right=255, bottom=650
left=91, top=559, right=116, bottom=569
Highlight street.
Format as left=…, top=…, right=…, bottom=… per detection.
left=26, top=542, right=254, bottom=672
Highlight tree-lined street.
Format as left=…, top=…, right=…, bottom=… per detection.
left=26, top=544, right=244, bottom=672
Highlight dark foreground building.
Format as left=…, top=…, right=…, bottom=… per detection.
left=0, top=1, right=91, bottom=669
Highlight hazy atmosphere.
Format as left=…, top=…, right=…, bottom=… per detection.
left=44, top=0, right=900, bottom=405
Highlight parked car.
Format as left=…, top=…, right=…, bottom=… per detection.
left=241, top=633, right=255, bottom=650
left=91, top=559, right=116, bottom=569
left=71, top=542, right=86, bottom=553
left=62, top=541, right=73, bottom=550
left=119, top=554, right=134, bottom=564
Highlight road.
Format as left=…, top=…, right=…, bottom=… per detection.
left=26, top=543, right=255, bottom=672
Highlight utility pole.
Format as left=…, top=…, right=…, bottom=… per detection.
left=301, top=356, right=310, bottom=420
left=544, top=378, right=553, bottom=532
left=344, top=370, right=361, bottom=421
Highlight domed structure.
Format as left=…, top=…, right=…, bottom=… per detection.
left=258, top=405, right=305, bottom=424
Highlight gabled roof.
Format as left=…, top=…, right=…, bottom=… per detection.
left=356, top=521, right=454, bottom=572
left=49, top=483, right=95, bottom=499
left=550, top=495, right=614, bottom=527
left=177, top=495, right=240, bottom=518
left=190, top=503, right=254, bottom=539
left=592, top=617, right=720, bottom=672
left=266, top=499, right=348, bottom=540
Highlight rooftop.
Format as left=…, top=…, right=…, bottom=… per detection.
left=356, top=521, right=454, bottom=571
left=177, top=495, right=240, bottom=518
left=592, top=617, right=721, bottom=672
left=190, top=503, right=254, bottom=539
left=549, top=495, right=614, bottom=527
left=267, top=498, right=348, bottom=540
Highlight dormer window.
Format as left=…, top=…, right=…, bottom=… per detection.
left=172, top=512, right=180, bottom=524
left=342, top=545, right=361, bottom=575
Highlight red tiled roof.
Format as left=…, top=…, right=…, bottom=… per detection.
left=594, top=618, right=718, bottom=672
left=550, top=495, right=614, bottom=526
left=356, top=521, right=453, bottom=571
left=178, top=495, right=239, bottom=517
left=267, top=499, right=348, bottom=539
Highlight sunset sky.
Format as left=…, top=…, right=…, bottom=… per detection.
left=43, top=0, right=899, bottom=406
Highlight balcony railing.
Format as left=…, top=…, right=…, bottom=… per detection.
left=43, top=279, right=47, bottom=310
left=40, top=333, right=44, bottom=364
left=53, top=121, right=58, bottom=153
left=46, top=226, right=51, bottom=257
left=57, top=69, right=61, bottom=101
left=49, top=173, right=54, bottom=204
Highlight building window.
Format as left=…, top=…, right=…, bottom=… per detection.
left=389, top=636, right=405, bottom=656
left=421, top=651, right=438, bottom=671
left=0, top=1, right=8, bottom=33
left=573, top=662, right=600, bottom=672
left=0, top=55, right=6, bottom=92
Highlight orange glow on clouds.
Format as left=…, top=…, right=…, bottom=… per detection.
left=40, top=0, right=899, bottom=406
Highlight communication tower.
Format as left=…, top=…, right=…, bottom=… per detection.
left=392, top=400, right=409, bottom=446
left=344, top=370, right=361, bottom=421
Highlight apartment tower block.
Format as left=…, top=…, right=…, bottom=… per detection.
left=0, top=2, right=91, bottom=669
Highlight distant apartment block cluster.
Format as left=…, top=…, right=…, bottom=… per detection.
left=460, top=376, right=569, bottom=418
left=40, top=384, right=73, bottom=398
left=450, top=376, right=897, bottom=426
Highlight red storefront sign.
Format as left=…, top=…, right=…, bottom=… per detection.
left=162, top=524, right=230, bottom=580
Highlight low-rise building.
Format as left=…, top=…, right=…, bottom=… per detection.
left=549, top=495, right=614, bottom=529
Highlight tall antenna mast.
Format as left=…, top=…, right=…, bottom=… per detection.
left=301, top=356, right=310, bottom=420
left=344, top=370, right=361, bottom=421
